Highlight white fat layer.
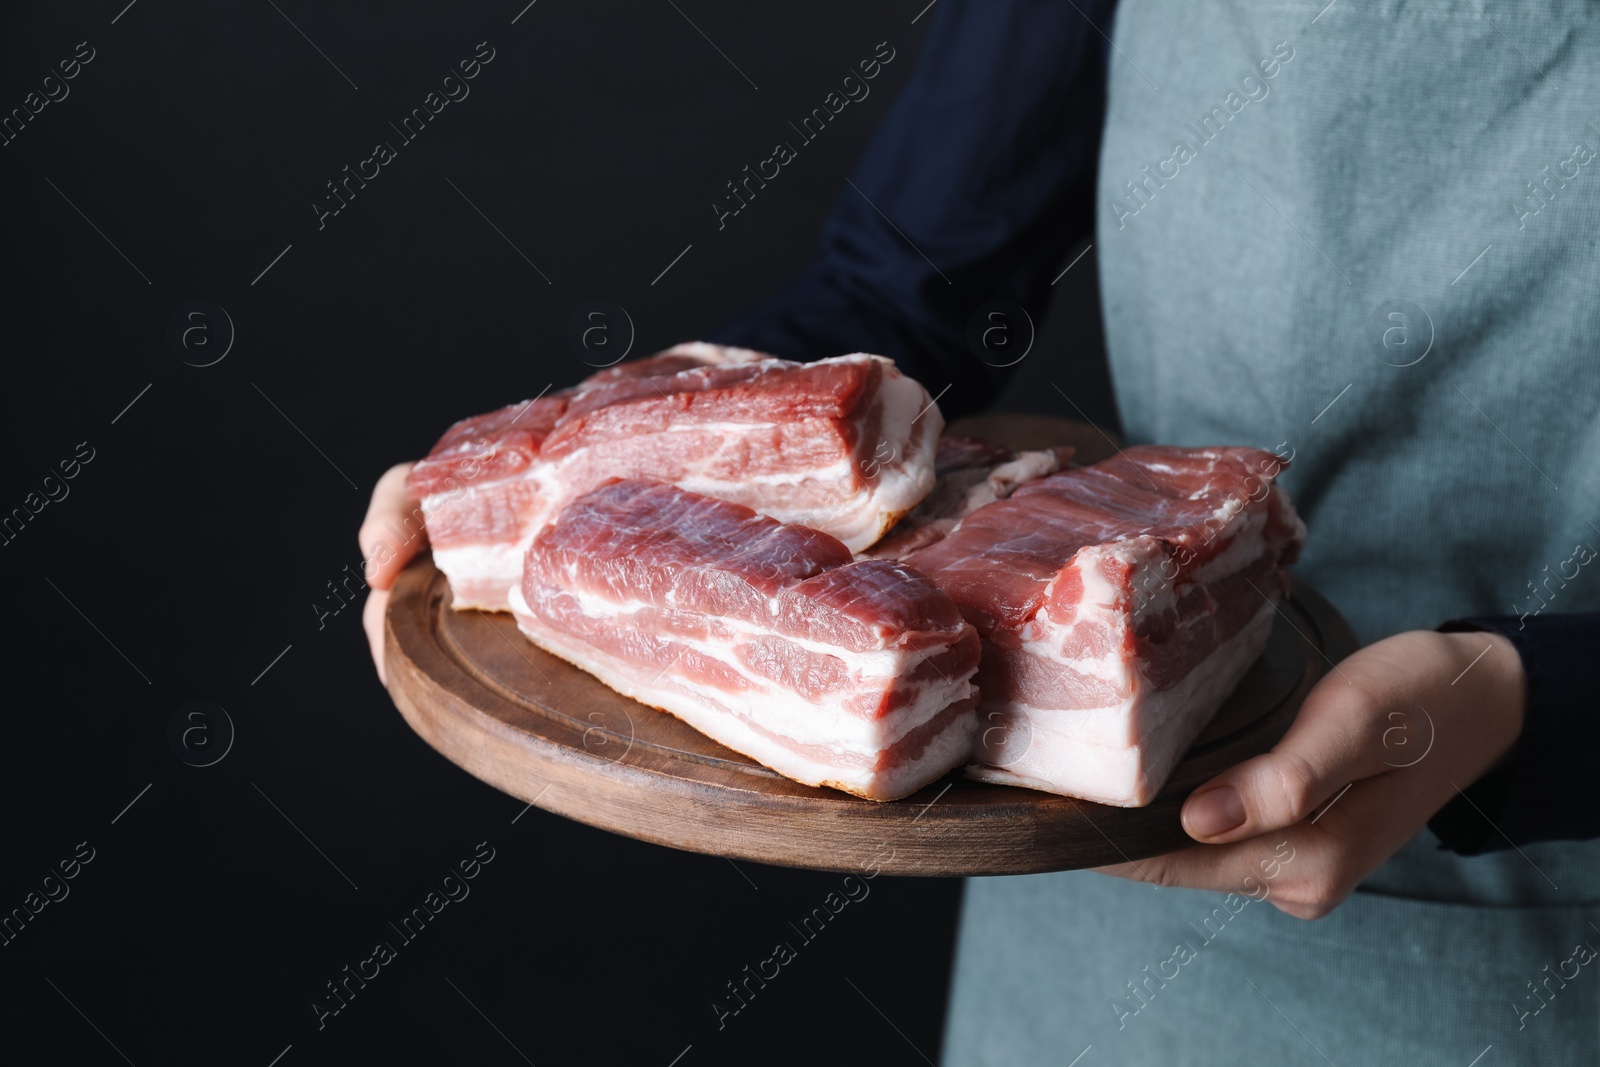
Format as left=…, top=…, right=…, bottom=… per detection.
left=434, top=542, right=524, bottom=579
left=1204, top=486, right=1247, bottom=527
left=418, top=478, right=534, bottom=522
left=432, top=543, right=526, bottom=610
left=1273, top=483, right=1309, bottom=548
left=1189, top=509, right=1268, bottom=584
left=968, top=599, right=1277, bottom=806
left=858, top=361, right=941, bottom=531
left=511, top=583, right=976, bottom=754
left=659, top=341, right=770, bottom=365
left=681, top=455, right=856, bottom=487
left=985, top=450, right=1062, bottom=495
left=507, top=586, right=975, bottom=801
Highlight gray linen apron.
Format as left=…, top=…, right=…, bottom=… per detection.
left=943, top=1, right=1600, bottom=1062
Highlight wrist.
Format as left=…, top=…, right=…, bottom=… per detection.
left=1439, top=629, right=1525, bottom=768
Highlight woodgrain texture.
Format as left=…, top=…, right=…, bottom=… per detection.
left=382, top=418, right=1356, bottom=876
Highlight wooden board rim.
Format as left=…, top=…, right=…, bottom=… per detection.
left=384, top=557, right=1356, bottom=877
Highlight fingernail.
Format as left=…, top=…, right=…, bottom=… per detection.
left=1185, top=785, right=1246, bottom=839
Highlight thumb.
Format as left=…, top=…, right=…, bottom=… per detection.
left=1181, top=679, right=1386, bottom=843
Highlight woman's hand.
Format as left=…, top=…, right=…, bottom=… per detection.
left=357, top=463, right=426, bottom=684
left=1098, top=629, right=1525, bottom=918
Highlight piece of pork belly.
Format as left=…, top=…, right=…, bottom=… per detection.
left=865, top=436, right=1074, bottom=560
left=408, top=343, right=941, bottom=611
left=904, top=446, right=1306, bottom=807
left=508, top=480, right=982, bottom=802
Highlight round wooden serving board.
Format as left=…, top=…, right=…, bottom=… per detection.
left=382, top=417, right=1358, bottom=876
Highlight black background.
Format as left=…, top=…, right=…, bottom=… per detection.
left=0, top=2, right=1112, bottom=1064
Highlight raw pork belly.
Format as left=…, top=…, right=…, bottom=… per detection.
left=904, top=446, right=1306, bottom=807
left=409, top=344, right=940, bottom=611
left=865, top=436, right=1074, bottom=560
left=509, top=480, right=982, bottom=801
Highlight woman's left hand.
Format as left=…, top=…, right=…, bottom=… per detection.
left=1097, top=630, right=1525, bottom=918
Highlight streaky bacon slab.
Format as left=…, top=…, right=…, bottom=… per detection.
left=904, top=445, right=1306, bottom=806
left=509, top=480, right=981, bottom=801
left=409, top=343, right=940, bottom=611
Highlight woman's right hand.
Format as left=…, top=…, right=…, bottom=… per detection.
left=358, top=463, right=426, bottom=684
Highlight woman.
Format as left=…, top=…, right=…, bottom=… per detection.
left=362, top=1, right=1600, bottom=1061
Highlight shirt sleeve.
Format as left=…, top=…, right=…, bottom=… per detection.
left=1427, top=613, right=1600, bottom=855
left=705, top=0, right=1113, bottom=420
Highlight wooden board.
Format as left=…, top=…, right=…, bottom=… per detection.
left=382, top=417, right=1357, bottom=876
